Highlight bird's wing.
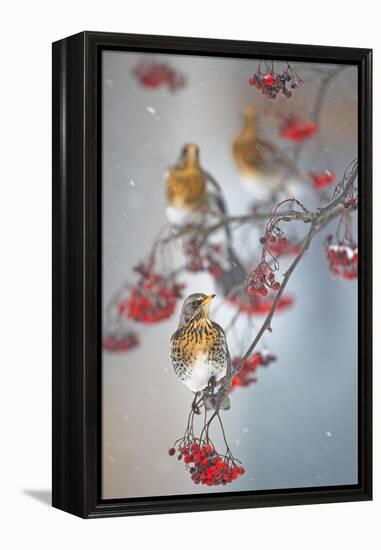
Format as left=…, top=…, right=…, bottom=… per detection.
left=212, top=321, right=232, bottom=376
left=169, top=331, right=178, bottom=359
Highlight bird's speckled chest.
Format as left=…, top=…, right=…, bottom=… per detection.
left=170, top=318, right=228, bottom=392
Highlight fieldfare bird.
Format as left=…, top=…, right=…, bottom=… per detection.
left=170, top=293, right=231, bottom=412
left=166, top=144, right=247, bottom=297
left=166, top=143, right=207, bottom=226
left=232, top=106, right=300, bottom=200
left=165, top=143, right=234, bottom=226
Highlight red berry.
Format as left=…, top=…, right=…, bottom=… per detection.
left=193, top=452, right=201, bottom=463
left=272, top=282, right=281, bottom=291
left=168, top=447, right=176, bottom=456
left=264, top=74, right=274, bottom=86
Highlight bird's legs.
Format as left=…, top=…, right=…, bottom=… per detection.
left=204, top=375, right=230, bottom=411
left=207, top=375, right=217, bottom=395
left=202, top=376, right=218, bottom=411
left=192, top=377, right=218, bottom=414
left=192, top=392, right=202, bottom=415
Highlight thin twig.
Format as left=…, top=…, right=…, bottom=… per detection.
left=214, top=158, right=358, bottom=398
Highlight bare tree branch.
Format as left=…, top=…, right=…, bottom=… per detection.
left=209, top=158, right=358, bottom=403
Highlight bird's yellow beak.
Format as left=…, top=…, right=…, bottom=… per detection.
left=201, top=294, right=216, bottom=306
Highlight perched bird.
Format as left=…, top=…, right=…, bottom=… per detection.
left=232, top=105, right=266, bottom=179
left=166, top=144, right=247, bottom=297
left=232, top=106, right=300, bottom=200
left=170, top=293, right=231, bottom=412
left=166, top=143, right=233, bottom=227
left=166, top=144, right=207, bottom=226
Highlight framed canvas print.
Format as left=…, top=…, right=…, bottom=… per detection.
left=52, top=32, right=372, bottom=518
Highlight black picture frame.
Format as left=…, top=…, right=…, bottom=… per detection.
left=52, top=31, right=372, bottom=519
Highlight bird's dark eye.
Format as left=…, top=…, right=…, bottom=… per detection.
left=192, top=300, right=200, bottom=308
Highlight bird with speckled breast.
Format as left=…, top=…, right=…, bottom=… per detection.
left=170, top=293, right=231, bottom=412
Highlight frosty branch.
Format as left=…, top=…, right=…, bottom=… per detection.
left=209, top=158, right=358, bottom=405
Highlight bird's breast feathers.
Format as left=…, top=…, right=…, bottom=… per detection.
left=184, top=353, right=226, bottom=393
left=170, top=320, right=229, bottom=392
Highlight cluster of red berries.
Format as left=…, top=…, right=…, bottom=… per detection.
left=229, top=351, right=277, bottom=392
left=309, top=170, right=335, bottom=190
left=343, top=196, right=357, bottom=209
left=249, top=66, right=302, bottom=99
left=246, top=261, right=281, bottom=297
left=118, top=268, right=184, bottom=324
left=183, top=239, right=224, bottom=278
left=262, top=226, right=298, bottom=258
left=268, top=239, right=301, bottom=257
left=326, top=237, right=358, bottom=280
left=260, top=229, right=289, bottom=250
left=228, top=293, right=294, bottom=315
left=102, top=331, right=139, bottom=353
left=280, top=116, right=317, bottom=142
left=168, top=442, right=245, bottom=486
left=132, top=61, right=185, bottom=92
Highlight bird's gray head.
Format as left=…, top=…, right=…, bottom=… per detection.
left=178, top=293, right=216, bottom=327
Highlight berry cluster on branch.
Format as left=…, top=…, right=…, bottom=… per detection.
left=249, top=62, right=303, bottom=99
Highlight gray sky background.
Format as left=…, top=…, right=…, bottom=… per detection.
left=102, top=51, right=358, bottom=499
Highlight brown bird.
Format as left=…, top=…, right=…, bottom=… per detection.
left=232, top=106, right=300, bottom=199
left=166, top=144, right=207, bottom=225
left=165, top=144, right=247, bottom=297
left=232, top=105, right=266, bottom=179
left=170, top=293, right=231, bottom=412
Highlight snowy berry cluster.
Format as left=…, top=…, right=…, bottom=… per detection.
left=230, top=351, right=277, bottom=392
left=260, top=228, right=289, bottom=250
left=118, top=268, right=184, bottom=324
left=247, top=261, right=281, bottom=297
left=132, top=61, right=185, bottom=92
left=249, top=66, right=302, bottom=99
left=279, top=116, right=317, bottom=142
left=168, top=442, right=245, bottom=486
left=343, top=196, right=357, bottom=209
left=183, top=239, right=224, bottom=279
left=102, top=331, right=139, bottom=353
left=309, top=170, right=335, bottom=190
left=268, top=238, right=300, bottom=257
left=326, top=237, right=358, bottom=280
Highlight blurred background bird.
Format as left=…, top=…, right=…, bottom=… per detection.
left=166, top=143, right=239, bottom=227
left=166, top=143, right=207, bottom=226
left=166, top=144, right=247, bottom=296
left=170, top=293, right=231, bottom=412
left=232, top=105, right=301, bottom=201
